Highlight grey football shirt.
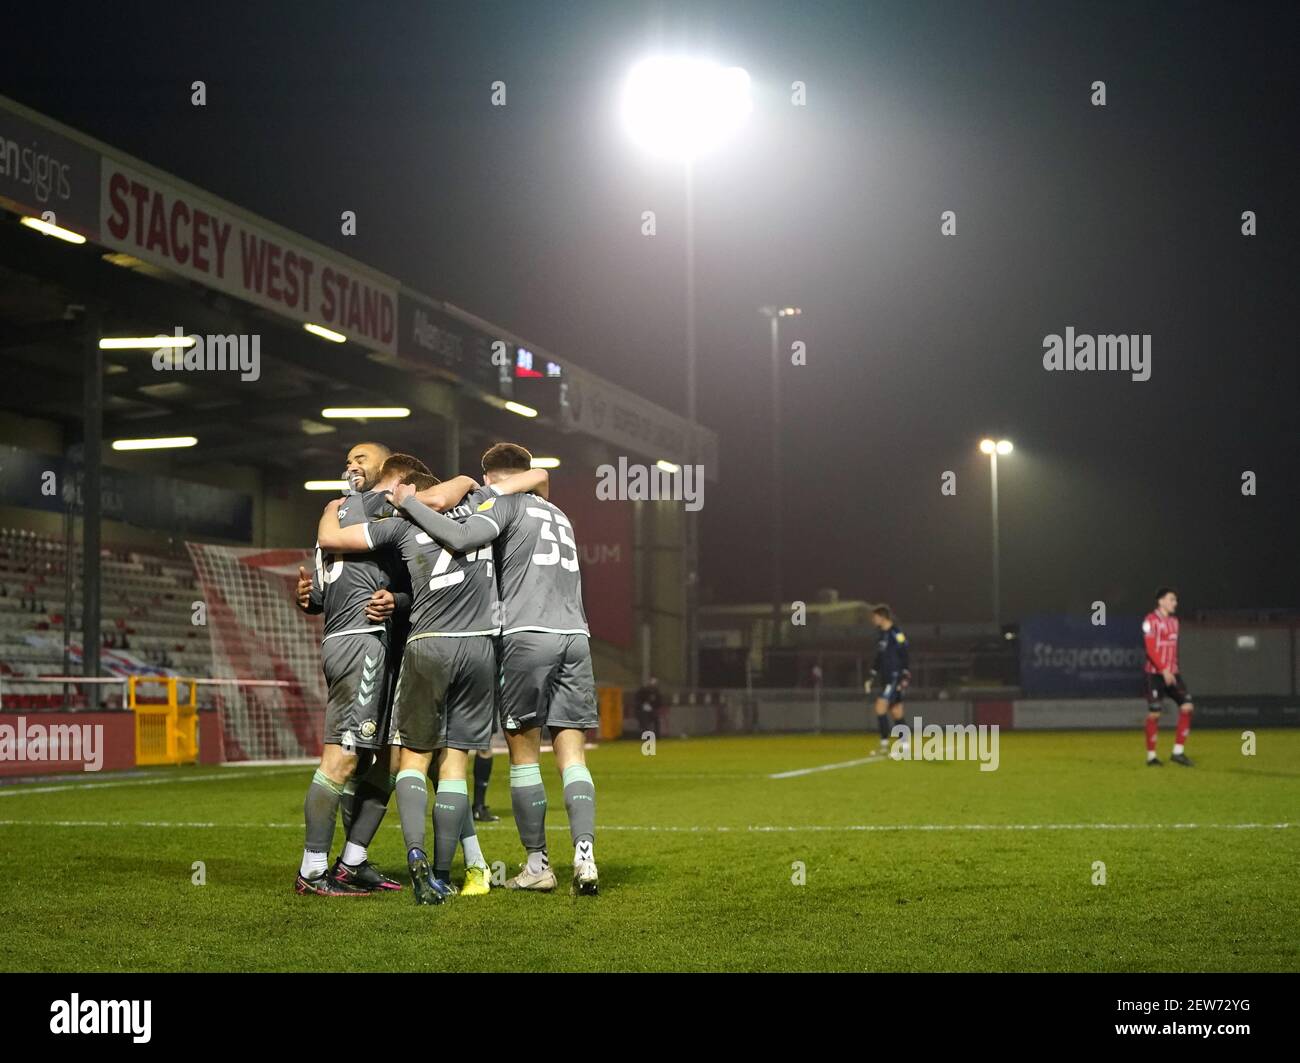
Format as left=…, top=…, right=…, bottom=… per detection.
left=362, top=510, right=497, bottom=637
left=446, top=488, right=589, bottom=636
left=313, top=490, right=403, bottom=642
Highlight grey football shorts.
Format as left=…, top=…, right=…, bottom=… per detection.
left=499, top=631, right=597, bottom=733
left=390, top=634, right=496, bottom=752
left=321, top=631, right=390, bottom=750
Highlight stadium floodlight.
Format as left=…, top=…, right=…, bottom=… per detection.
left=304, top=480, right=350, bottom=491
left=779, top=306, right=801, bottom=317
left=320, top=407, right=410, bottom=419
left=978, top=437, right=1014, bottom=628
left=111, top=436, right=198, bottom=451
left=100, top=335, right=196, bottom=350
left=622, top=56, right=750, bottom=691
left=620, top=57, right=752, bottom=161
left=303, top=322, right=347, bottom=343
left=20, top=215, right=86, bottom=244
left=656, top=460, right=682, bottom=474
left=530, top=457, right=561, bottom=469
left=504, top=400, right=538, bottom=418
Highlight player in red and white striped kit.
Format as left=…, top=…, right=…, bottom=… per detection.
left=1142, top=587, right=1194, bottom=767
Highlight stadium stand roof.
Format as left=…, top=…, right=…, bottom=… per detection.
left=0, top=93, right=718, bottom=477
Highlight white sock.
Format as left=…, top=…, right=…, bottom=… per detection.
left=527, top=849, right=549, bottom=874
left=1147, top=750, right=1158, bottom=762
left=1173, top=743, right=1184, bottom=756
left=300, top=849, right=329, bottom=877
left=462, top=834, right=486, bottom=868
left=341, top=842, right=367, bottom=867
left=575, top=839, right=594, bottom=864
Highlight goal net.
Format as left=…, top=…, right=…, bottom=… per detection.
left=186, top=544, right=324, bottom=761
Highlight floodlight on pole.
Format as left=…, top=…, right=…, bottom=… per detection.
left=620, top=55, right=752, bottom=692
left=621, top=57, right=753, bottom=161
left=978, top=438, right=1014, bottom=627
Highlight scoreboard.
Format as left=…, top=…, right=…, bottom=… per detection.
left=510, top=346, right=564, bottom=417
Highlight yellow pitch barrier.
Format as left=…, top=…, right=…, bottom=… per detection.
left=129, top=676, right=199, bottom=766
left=596, top=685, right=623, bottom=741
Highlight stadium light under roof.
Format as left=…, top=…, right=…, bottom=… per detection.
left=111, top=436, right=198, bottom=451
left=530, top=457, right=561, bottom=469
left=100, top=335, right=196, bottom=350
left=20, top=215, right=86, bottom=244
left=504, top=401, right=538, bottom=418
left=303, top=322, right=347, bottom=343
left=320, top=407, right=411, bottom=419
left=304, top=480, right=350, bottom=492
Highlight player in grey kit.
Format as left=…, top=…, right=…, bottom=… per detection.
left=293, top=441, right=413, bottom=895
left=318, top=459, right=548, bottom=904
left=393, top=442, right=599, bottom=896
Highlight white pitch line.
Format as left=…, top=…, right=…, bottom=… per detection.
left=769, top=755, right=885, bottom=779
left=0, top=766, right=305, bottom=797
left=0, top=819, right=1291, bottom=833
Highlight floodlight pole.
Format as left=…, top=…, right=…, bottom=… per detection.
left=760, top=305, right=798, bottom=646
left=768, top=311, right=781, bottom=636
left=683, top=158, right=699, bottom=691
left=989, top=450, right=1000, bottom=631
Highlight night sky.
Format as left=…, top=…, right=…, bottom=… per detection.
left=4, top=1, right=1297, bottom=621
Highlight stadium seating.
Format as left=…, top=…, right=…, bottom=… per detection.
left=0, top=527, right=212, bottom=708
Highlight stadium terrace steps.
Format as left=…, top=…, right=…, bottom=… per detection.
left=0, top=527, right=214, bottom=686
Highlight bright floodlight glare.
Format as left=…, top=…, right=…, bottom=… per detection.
left=656, top=460, right=682, bottom=474
left=304, top=480, right=350, bottom=492
left=504, top=401, right=538, bottom=418
left=996, top=440, right=1014, bottom=455
left=530, top=457, right=561, bottom=469
left=979, top=439, right=996, bottom=455
left=622, top=57, right=752, bottom=160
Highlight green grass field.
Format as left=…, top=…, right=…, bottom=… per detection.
left=2, top=730, right=1297, bottom=972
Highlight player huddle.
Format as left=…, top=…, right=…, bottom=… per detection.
left=293, top=440, right=598, bottom=904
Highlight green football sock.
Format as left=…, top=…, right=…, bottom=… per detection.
left=561, top=763, right=595, bottom=847
left=510, top=763, right=548, bottom=853
left=433, top=780, right=469, bottom=880
left=395, top=769, right=429, bottom=854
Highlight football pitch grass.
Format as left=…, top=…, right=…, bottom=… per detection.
left=2, top=730, right=1297, bottom=973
